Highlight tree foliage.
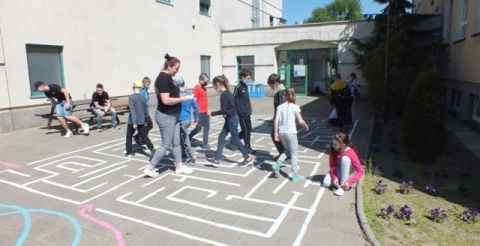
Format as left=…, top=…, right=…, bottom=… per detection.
left=304, top=0, right=363, bottom=23
left=350, top=0, right=446, bottom=118
left=400, top=68, right=446, bottom=163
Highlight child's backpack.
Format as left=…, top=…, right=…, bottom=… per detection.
left=334, top=85, right=352, bottom=102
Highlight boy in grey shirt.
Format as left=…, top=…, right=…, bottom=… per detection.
left=125, top=80, right=154, bottom=157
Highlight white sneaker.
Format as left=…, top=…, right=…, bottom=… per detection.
left=175, top=165, right=193, bottom=174
left=143, top=167, right=159, bottom=178
left=83, top=123, right=90, bottom=134
left=334, top=188, right=346, bottom=196
left=64, top=131, right=73, bottom=138
left=97, top=128, right=103, bottom=132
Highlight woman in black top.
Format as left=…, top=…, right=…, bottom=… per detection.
left=144, top=54, right=192, bottom=177
left=206, top=75, right=254, bottom=168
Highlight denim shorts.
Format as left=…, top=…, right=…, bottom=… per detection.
left=56, top=100, right=73, bottom=117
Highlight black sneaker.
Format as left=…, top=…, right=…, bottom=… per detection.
left=238, top=157, right=254, bottom=167
left=205, top=158, right=219, bottom=168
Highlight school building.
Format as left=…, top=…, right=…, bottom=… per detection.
left=414, top=0, right=480, bottom=129
left=0, top=0, right=372, bottom=133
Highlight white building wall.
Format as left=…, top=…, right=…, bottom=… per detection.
left=0, top=0, right=281, bottom=132
left=0, top=0, right=280, bottom=109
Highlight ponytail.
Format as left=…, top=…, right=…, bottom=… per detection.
left=163, top=53, right=180, bottom=70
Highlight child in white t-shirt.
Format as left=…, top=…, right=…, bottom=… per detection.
left=272, top=88, right=309, bottom=182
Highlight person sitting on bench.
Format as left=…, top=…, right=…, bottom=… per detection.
left=90, top=83, right=121, bottom=132
left=34, top=81, right=90, bottom=138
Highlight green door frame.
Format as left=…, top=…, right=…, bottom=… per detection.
left=286, top=49, right=309, bottom=97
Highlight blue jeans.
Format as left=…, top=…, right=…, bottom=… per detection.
left=215, top=115, right=249, bottom=160
left=56, top=100, right=73, bottom=117
left=91, top=105, right=117, bottom=129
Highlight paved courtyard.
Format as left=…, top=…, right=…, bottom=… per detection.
left=0, top=96, right=373, bottom=246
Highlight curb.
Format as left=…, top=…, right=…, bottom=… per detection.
left=356, top=116, right=381, bottom=246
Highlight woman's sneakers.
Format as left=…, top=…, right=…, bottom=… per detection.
left=143, top=168, right=159, bottom=178
left=291, top=174, right=304, bottom=182
left=175, top=165, right=194, bottom=174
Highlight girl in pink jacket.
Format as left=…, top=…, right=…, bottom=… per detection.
left=323, top=132, right=365, bottom=196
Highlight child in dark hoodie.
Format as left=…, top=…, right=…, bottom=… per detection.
left=232, top=69, right=256, bottom=154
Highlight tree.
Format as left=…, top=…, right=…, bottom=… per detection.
left=401, top=68, right=446, bottom=163
left=304, top=0, right=363, bottom=23
left=350, top=0, right=446, bottom=118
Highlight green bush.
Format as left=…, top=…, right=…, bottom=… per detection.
left=400, top=68, right=446, bottom=163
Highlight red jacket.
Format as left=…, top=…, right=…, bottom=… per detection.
left=193, top=84, right=208, bottom=113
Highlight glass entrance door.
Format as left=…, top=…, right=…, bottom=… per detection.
left=287, top=50, right=308, bottom=97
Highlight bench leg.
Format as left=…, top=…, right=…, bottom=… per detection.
left=47, top=105, right=55, bottom=130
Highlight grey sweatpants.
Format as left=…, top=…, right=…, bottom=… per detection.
left=322, top=156, right=352, bottom=187
left=150, top=110, right=182, bottom=165
left=277, top=133, right=299, bottom=175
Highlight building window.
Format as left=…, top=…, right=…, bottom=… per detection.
left=200, top=55, right=210, bottom=78
left=457, top=0, right=469, bottom=39
left=156, top=0, right=171, bottom=5
left=26, top=45, right=65, bottom=97
left=451, top=89, right=462, bottom=111
left=475, top=0, right=480, bottom=33
left=237, top=56, right=255, bottom=81
left=473, top=95, right=480, bottom=122
left=200, top=0, right=210, bottom=15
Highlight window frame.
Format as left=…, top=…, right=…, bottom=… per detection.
left=200, top=55, right=211, bottom=79
left=475, top=0, right=480, bottom=34
left=156, top=0, right=172, bottom=5
left=236, top=56, right=255, bottom=81
left=451, top=89, right=462, bottom=111
left=458, top=0, right=469, bottom=39
left=26, top=44, right=65, bottom=98
left=473, top=95, right=480, bottom=122
left=199, top=0, right=210, bottom=16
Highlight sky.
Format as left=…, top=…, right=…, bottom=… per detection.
left=282, top=0, right=386, bottom=25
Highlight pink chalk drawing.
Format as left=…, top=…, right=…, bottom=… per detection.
left=79, top=204, right=126, bottom=246
left=0, top=160, right=21, bottom=169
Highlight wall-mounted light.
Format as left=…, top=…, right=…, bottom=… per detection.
left=192, top=19, right=195, bottom=29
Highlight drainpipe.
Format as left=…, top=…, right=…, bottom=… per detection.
left=0, top=28, right=14, bottom=129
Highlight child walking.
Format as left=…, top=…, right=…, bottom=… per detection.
left=125, top=80, right=154, bottom=157
left=133, top=77, right=153, bottom=145
left=188, top=73, right=211, bottom=150
left=322, top=132, right=365, bottom=196
left=266, top=73, right=287, bottom=159
left=206, top=75, right=254, bottom=167
left=175, top=77, right=199, bottom=166
left=272, top=88, right=309, bottom=182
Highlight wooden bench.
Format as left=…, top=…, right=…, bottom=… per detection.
left=34, top=99, right=129, bottom=129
